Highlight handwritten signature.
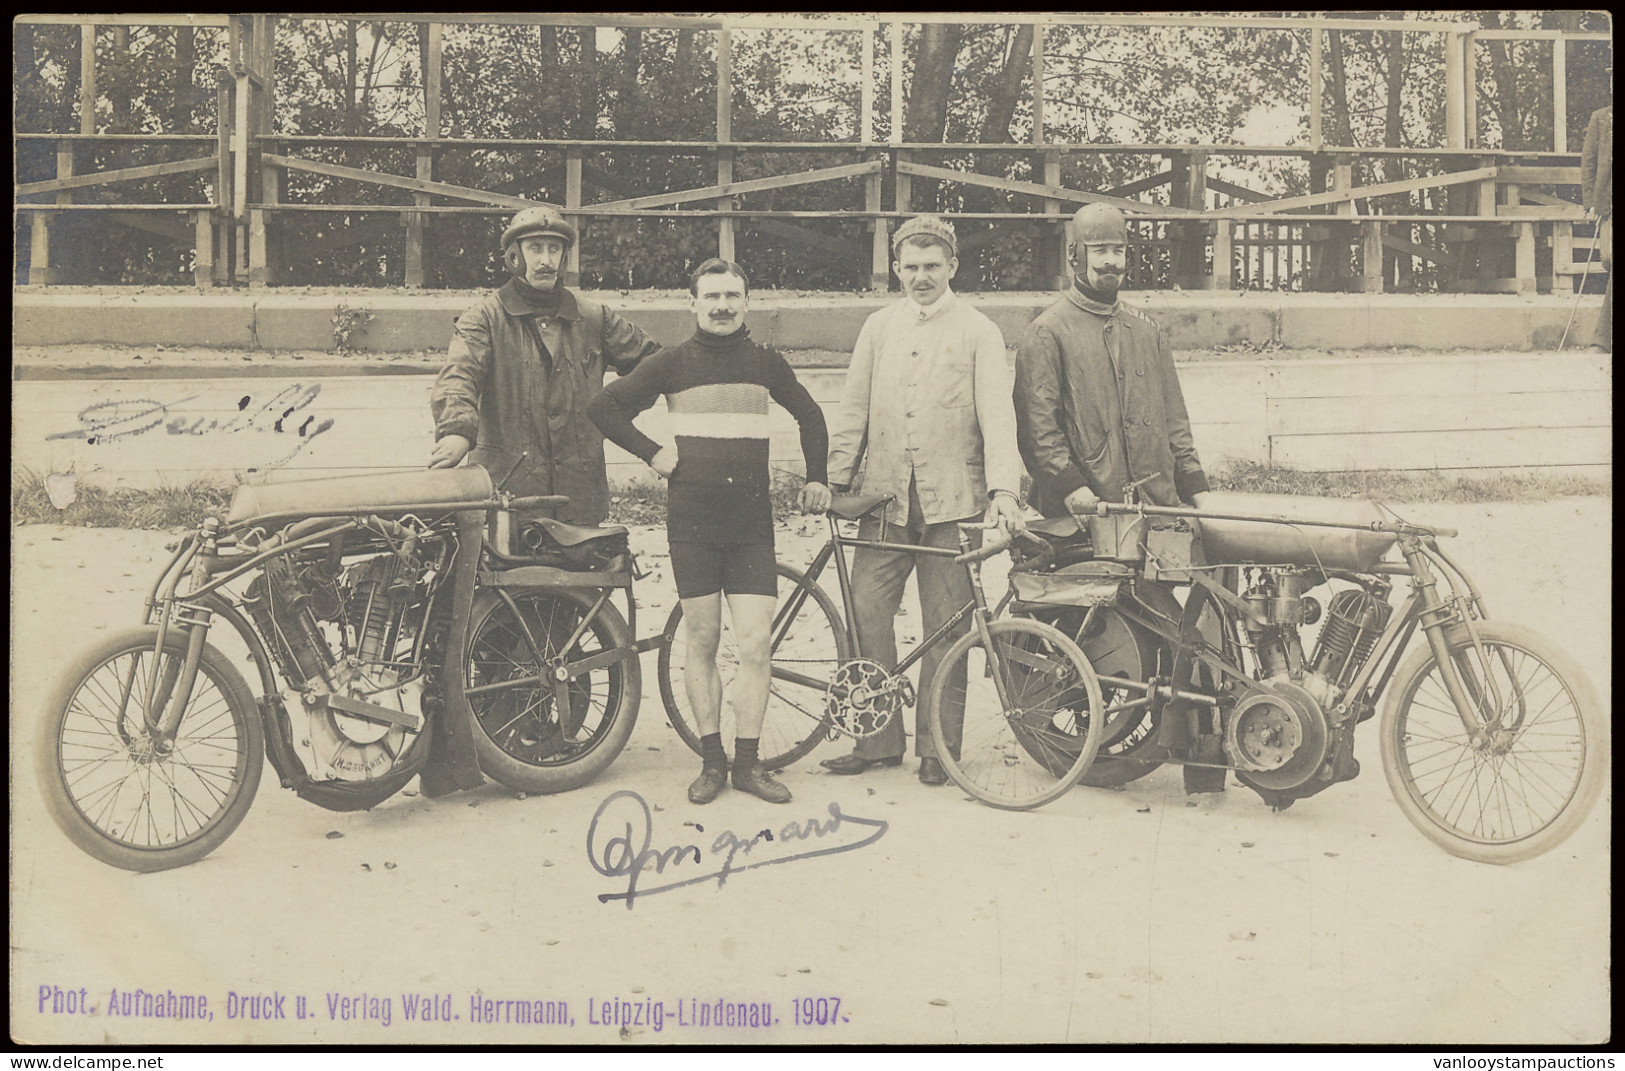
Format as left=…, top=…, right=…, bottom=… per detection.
left=46, top=384, right=335, bottom=469
left=586, top=790, right=888, bottom=909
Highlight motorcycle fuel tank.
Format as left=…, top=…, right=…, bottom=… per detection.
left=1194, top=491, right=1398, bottom=572
left=226, top=466, right=495, bottom=526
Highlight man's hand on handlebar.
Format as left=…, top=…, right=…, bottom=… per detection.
left=799, top=481, right=832, bottom=514
left=1189, top=491, right=1211, bottom=510
left=1063, top=485, right=1099, bottom=518
left=984, top=490, right=1026, bottom=535
left=428, top=434, right=472, bottom=470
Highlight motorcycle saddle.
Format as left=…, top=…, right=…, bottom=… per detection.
left=225, top=467, right=495, bottom=526
left=525, top=516, right=629, bottom=546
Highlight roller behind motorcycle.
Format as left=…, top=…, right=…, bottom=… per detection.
left=1004, top=487, right=1607, bottom=865
left=36, top=466, right=643, bottom=872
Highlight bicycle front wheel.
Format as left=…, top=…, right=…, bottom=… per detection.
left=1380, top=620, right=1607, bottom=864
left=658, top=562, right=848, bottom=769
left=926, top=618, right=1103, bottom=810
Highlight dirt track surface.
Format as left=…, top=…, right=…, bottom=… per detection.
left=9, top=500, right=1611, bottom=1046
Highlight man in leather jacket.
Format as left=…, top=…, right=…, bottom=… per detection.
left=1013, top=203, right=1222, bottom=794
left=1013, top=203, right=1210, bottom=518
left=429, top=205, right=662, bottom=524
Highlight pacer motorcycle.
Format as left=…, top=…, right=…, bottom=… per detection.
left=37, top=466, right=652, bottom=872
left=981, top=483, right=1607, bottom=864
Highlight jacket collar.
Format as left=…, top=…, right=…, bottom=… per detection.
left=1064, top=284, right=1120, bottom=319
left=497, top=279, right=582, bottom=321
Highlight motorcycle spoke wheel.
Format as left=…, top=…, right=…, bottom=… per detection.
left=465, top=591, right=639, bottom=793
left=657, top=562, right=848, bottom=769
left=927, top=619, right=1103, bottom=810
left=1381, top=621, right=1607, bottom=865
left=1040, top=605, right=1165, bottom=787
left=38, top=628, right=263, bottom=872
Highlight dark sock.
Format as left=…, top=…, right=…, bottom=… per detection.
left=701, top=732, right=728, bottom=772
left=734, top=737, right=759, bottom=770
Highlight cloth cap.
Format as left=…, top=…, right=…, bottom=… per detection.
left=502, top=205, right=578, bottom=250
left=1070, top=203, right=1129, bottom=245
left=892, top=215, right=958, bottom=256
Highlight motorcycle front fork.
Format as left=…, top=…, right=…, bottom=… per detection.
left=1402, top=536, right=1511, bottom=741
left=142, top=518, right=223, bottom=745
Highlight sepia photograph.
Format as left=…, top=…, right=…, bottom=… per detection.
left=10, top=11, right=1611, bottom=1051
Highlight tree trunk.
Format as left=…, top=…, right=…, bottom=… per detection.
left=904, top=23, right=963, bottom=143
left=174, top=26, right=195, bottom=132
left=675, top=28, right=694, bottom=84
left=1479, top=13, right=1527, bottom=151
left=577, top=26, right=598, bottom=139
left=1325, top=28, right=1354, bottom=145
left=980, top=23, right=1033, bottom=144
left=344, top=21, right=358, bottom=134
left=617, top=27, right=642, bottom=135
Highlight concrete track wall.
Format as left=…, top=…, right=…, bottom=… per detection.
left=13, top=353, right=1610, bottom=492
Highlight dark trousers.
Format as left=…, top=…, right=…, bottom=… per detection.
left=849, top=480, right=978, bottom=760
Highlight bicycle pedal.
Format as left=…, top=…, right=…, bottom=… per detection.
left=629, top=552, right=648, bottom=581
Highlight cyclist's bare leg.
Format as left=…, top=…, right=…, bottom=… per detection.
left=724, top=593, right=776, bottom=739
left=680, top=593, right=725, bottom=736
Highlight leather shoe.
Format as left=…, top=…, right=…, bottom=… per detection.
left=732, top=764, right=793, bottom=804
left=819, top=752, right=904, bottom=775
left=917, top=756, right=949, bottom=786
left=688, top=766, right=728, bottom=805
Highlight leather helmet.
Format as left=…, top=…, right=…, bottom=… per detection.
left=501, top=204, right=577, bottom=250
left=1070, top=203, right=1129, bottom=245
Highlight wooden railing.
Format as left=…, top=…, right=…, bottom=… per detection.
left=13, top=13, right=1612, bottom=294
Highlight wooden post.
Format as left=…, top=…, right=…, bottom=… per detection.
left=407, top=21, right=441, bottom=289
left=565, top=148, right=583, bottom=287
left=1309, top=23, right=1323, bottom=150
left=1444, top=31, right=1467, bottom=150
left=1514, top=221, right=1536, bottom=293
left=716, top=25, right=735, bottom=260
left=1184, top=150, right=1208, bottom=287
left=859, top=23, right=874, bottom=144
left=865, top=151, right=887, bottom=291
left=80, top=24, right=96, bottom=136
left=1553, top=36, right=1568, bottom=154
left=252, top=158, right=279, bottom=287
left=215, top=82, right=233, bottom=286
left=1333, top=154, right=1355, bottom=290
left=29, top=211, right=53, bottom=285
left=1360, top=220, right=1384, bottom=293
left=1211, top=219, right=1233, bottom=290
left=889, top=20, right=904, bottom=144
left=232, top=15, right=252, bottom=284
left=256, top=16, right=279, bottom=286
left=1463, top=33, right=1478, bottom=148
left=194, top=210, right=214, bottom=288
left=249, top=208, right=269, bottom=288
left=1031, top=19, right=1045, bottom=145
left=1034, top=24, right=1064, bottom=289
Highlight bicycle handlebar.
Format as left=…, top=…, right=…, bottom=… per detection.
left=953, top=526, right=1049, bottom=564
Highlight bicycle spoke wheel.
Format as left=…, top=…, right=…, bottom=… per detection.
left=927, top=618, right=1103, bottom=810
left=1381, top=621, right=1606, bottom=864
left=658, top=562, right=848, bottom=769
left=38, top=627, right=264, bottom=872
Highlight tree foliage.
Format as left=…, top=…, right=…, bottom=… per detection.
left=13, top=13, right=1613, bottom=290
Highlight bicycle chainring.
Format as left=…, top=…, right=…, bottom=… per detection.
left=825, top=658, right=909, bottom=739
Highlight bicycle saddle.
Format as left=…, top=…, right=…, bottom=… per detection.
left=525, top=516, right=629, bottom=546
left=828, top=493, right=894, bottom=521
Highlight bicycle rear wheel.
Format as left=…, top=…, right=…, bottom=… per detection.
left=926, top=618, right=1103, bottom=810
left=658, top=562, right=848, bottom=769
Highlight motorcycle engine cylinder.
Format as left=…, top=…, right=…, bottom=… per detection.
left=1310, top=588, right=1392, bottom=687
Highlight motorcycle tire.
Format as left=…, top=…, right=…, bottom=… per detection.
left=464, top=589, right=640, bottom=794
left=1035, top=605, right=1165, bottom=789
left=1381, top=620, right=1608, bottom=865
left=37, top=627, right=265, bottom=872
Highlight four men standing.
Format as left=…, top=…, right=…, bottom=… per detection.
left=430, top=203, right=1203, bottom=799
